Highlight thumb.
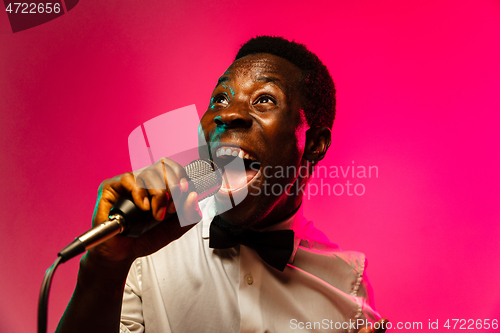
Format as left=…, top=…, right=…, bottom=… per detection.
left=179, top=191, right=203, bottom=226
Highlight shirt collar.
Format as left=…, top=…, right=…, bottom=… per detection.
left=200, top=197, right=306, bottom=264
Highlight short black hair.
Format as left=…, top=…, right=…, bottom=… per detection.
left=235, top=36, right=336, bottom=129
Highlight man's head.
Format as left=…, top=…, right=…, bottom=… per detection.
left=235, top=36, right=336, bottom=130
left=199, top=36, right=335, bottom=229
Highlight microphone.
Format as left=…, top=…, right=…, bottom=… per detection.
left=58, top=159, right=221, bottom=263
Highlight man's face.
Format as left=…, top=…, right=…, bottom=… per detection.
left=200, top=53, right=308, bottom=228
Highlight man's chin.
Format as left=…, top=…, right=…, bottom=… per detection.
left=213, top=190, right=267, bottom=230
left=213, top=176, right=297, bottom=229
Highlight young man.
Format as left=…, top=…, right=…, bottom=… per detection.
left=57, top=36, right=384, bottom=333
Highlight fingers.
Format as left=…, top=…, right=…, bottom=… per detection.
left=87, top=157, right=198, bottom=263
left=358, top=327, right=373, bottom=333
left=135, top=157, right=189, bottom=220
left=121, top=173, right=150, bottom=211
left=358, top=319, right=389, bottom=333
left=179, top=191, right=203, bottom=225
left=374, top=319, right=389, bottom=333
left=137, top=168, right=170, bottom=220
left=93, top=173, right=147, bottom=226
left=93, top=157, right=198, bottom=231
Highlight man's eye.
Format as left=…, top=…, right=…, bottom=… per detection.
left=255, top=95, right=276, bottom=104
left=212, top=94, right=229, bottom=104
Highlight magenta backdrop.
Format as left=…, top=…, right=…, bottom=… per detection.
left=1, top=1, right=499, bottom=332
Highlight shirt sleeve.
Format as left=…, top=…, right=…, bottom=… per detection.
left=358, top=265, right=381, bottom=325
left=340, top=251, right=381, bottom=324
left=120, top=259, right=145, bottom=333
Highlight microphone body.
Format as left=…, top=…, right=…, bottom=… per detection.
left=58, top=159, right=221, bottom=262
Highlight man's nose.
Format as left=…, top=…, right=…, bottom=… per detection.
left=214, top=105, right=252, bottom=129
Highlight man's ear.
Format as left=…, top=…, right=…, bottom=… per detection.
left=303, top=127, right=332, bottom=162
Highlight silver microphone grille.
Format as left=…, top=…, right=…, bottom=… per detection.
left=184, top=159, right=222, bottom=201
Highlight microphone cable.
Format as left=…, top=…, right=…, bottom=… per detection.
left=38, top=256, right=62, bottom=333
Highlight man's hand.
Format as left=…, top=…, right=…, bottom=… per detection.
left=358, top=319, right=390, bottom=333
left=87, top=157, right=203, bottom=267
left=56, top=157, right=203, bottom=333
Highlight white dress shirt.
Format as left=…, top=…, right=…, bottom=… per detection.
left=120, top=197, right=380, bottom=333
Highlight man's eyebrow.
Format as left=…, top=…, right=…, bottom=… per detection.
left=216, top=76, right=230, bottom=86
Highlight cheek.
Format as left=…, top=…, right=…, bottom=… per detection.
left=199, top=115, right=217, bottom=141
left=197, top=123, right=206, bottom=144
left=272, top=125, right=306, bottom=167
left=282, top=113, right=307, bottom=152
left=199, top=113, right=209, bottom=131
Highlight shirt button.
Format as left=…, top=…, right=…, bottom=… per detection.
left=245, top=273, right=254, bottom=285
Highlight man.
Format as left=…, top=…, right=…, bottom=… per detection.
left=56, top=36, right=385, bottom=333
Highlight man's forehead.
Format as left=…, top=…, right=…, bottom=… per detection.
left=226, top=56, right=280, bottom=72
left=217, top=53, right=301, bottom=87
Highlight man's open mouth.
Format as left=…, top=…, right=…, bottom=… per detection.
left=212, top=145, right=262, bottom=193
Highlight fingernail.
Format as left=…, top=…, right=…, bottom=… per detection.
left=180, top=178, right=188, bottom=193
left=156, top=207, right=166, bottom=220
left=143, top=197, right=150, bottom=209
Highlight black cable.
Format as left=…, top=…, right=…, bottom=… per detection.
left=38, top=256, right=62, bottom=333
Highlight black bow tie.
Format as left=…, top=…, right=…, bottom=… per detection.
left=209, top=222, right=295, bottom=271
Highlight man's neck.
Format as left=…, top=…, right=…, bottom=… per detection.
left=217, top=195, right=303, bottom=233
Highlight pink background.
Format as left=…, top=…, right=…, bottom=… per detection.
left=1, top=0, right=499, bottom=332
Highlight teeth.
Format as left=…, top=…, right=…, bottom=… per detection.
left=215, top=146, right=256, bottom=161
